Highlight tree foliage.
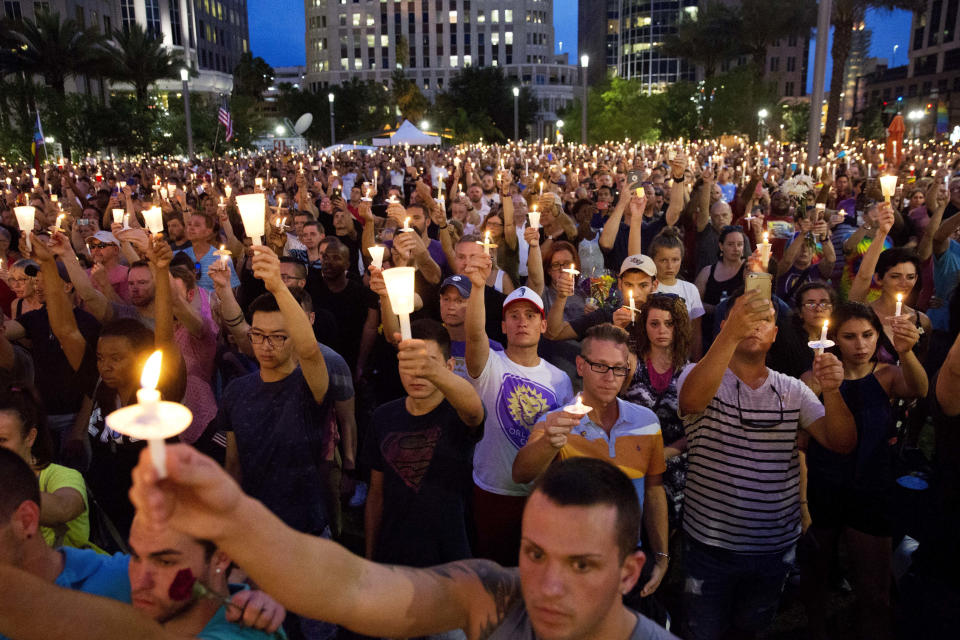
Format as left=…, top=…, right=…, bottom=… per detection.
left=108, top=22, right=183, bottom=108
left=432, top=66, right=537, bottom=143
left=232, top=52, right=274, bottom=99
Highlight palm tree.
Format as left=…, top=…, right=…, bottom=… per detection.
left=664, top=2, right=745, bottom=80
left=108, top=22, right=183, bottom=109
left=3, top=11, right=109, bottom=97
left=823, top=0, right=926, bottom=147
left=738, top=0, right=817, bottom=81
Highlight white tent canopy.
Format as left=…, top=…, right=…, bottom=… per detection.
left=372, top=120, right=441, bottom=146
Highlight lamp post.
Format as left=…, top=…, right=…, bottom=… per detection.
left=757, top=108, right=769, bottom=142
left=180, top=68, right=194, bottom=159
left=580, top=54, right=589, bottom=144
left=907, top=109, right=924, bottom=139
left=328, top=92, right=335, bottom=146
left=513, top=86, right=520, bottom=140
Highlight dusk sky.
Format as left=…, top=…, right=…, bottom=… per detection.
left=249, top=1, right=914, bottom=90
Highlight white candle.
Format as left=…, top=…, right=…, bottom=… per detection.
left=123, top=214, right=130, bottom=229
left=539, top=180, right=544, bottom=196
left=104, top=350, right=193, bottom=479
left=629, top=290, right=636, bottom=323
left=563, top=263, right=580, bottom=277
left=382, top=266, right=416, bottom=340
left=224, top=185, right=232, bottom=199
left=54, top=213, right=65, bottom=232
left=528, top=205, right=541, bottom=228
left=563, top=393, right=593, bottom=416
left=112, top=208, right=124, bottom=225
left=402, top=216, right=412, bottom=232
left=236, top=193, right=266, bottom=245
left=368, top=245, right=385, bottom=270
left=895, top=293, right=903, bottom=316
left=759, top=232, right=771, bottom=269
left=820, top=319, right=829, bottom=342
left=14, top=206, right=35, bottom=252
left=215, top=244, right=231, bottom=268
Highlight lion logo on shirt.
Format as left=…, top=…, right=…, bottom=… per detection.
left=497, top=374, right=557, bottom=449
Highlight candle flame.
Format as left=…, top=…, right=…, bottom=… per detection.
left=897, top=293, right=903, bottom=302
left=762, top=232, right=769, bottom=243
left=823, top=319, right=829, bottom=329
left=219, top=244, right=225, bottom=251
left=141, top=350, right=163, bottom=391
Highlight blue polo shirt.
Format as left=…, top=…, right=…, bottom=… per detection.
left=55, top=547, right=131, bottom=602
left=179, top=245, right=240, bottom=292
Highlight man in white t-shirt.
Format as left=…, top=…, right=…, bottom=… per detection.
left=676, top=289, right=856, bottom=640
left=464, top=252, right=573, bottom=567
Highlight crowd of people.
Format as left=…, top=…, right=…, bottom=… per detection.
left=0, top=137, right=958, bottom=640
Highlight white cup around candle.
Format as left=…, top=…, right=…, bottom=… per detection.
left=236, top=193, right=266, bottom=245
left=143, top=206, right=164, bottom=235
left=528, top=208, right=541, bottom=228
left=369, top=245, right=385, bottom=270
left=382, top=266, right=416, bottom=340
left=563, top=393, right=593, bottom=416
left=112, top=208, right=124, bottom=225
left=14, top=206, right=35, bottom=252
left=879, top=175, right=898, bottom=202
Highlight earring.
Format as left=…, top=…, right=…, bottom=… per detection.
left=215, top=568, right=222, bottom=574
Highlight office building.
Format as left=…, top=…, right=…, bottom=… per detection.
left=304, top=0, right=576, bottom=132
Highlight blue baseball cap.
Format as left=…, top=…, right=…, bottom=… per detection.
left=440, top=274, right=471, bottom=298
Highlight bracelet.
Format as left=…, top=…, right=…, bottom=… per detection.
left=799, top=500, right=808, bottom=505
left=654, top=551, right=670, bottom=561
left=225, top=312, right=245, bottom=326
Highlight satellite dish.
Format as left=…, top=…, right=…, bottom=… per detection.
left=294, top=113, right=313, bottom=135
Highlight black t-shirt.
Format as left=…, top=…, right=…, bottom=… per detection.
left=335, top=220, right=363, bottom=275
left=19, top=306, right=100, bottom=415
left=362, top=398, right=481, bottom=566
left=604, top=219, right=667, bottom=272
left=306, top=276, right=379, bottom=372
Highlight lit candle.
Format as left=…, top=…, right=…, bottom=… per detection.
left=528, top=205, right=541, bottom=228
left=123, top=214, right=130, bottom=229
left=563, top=262, right=580, bottom=277
left=759, top=231, right=772, bottom=269
left=820, top=319, right=829, bottom=343
left=402, top=216, right=413, bottom=232
left=14, top=206, right=35, bottom=252
left=539, top=180, right=544, bottom=196
left=54, top=213, right=65, bottom=232
left=382, top=266, right=416, bottom=340
left=215, top=244, right=231, bottom=268
left=143, top=206, right=164, bottom=235
left=224, top=185, right=232, bottom=199
left=112, top=208, right=124, bottom=225
left=236, top=193, right=266, bottom=245
left=895, top=293, right=903, bottom=316
left=255, top=177, right=263, bottom=191
left=368, top=245, right=385, bottom=270
left=104, top=350, right=192, bottom=479
left=628, top=290, right=636, bottom=323
left=563, top=393, right=593, bottom=416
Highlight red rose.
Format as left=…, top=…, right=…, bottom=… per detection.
left=168, top=568, right=197, bottom=601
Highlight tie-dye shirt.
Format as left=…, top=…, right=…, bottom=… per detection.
left=840, top=234, right=893, bottom=301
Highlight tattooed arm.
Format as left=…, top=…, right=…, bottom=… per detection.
left=129, top=444, right=522, bottom=639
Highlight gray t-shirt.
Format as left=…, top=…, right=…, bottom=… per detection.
left=487, top=601, right=678, bottom=639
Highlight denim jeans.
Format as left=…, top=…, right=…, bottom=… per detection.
left=682, top=535, right=794, bottom=640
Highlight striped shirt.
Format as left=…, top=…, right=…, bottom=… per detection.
left=677, top=365, right=825, bottom=553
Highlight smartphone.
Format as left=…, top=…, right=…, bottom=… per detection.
left=744, top=272, right=772, bottom=300
left=78, top=219, right=90, bottom=227
left=627, top=169, right=644, bottom=187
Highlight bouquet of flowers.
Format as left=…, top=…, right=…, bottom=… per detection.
left=780, top=174, right=816, bottom=210
left=578, top=271, right=619, bottom=312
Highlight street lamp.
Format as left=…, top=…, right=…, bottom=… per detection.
left=420, top=120, right=430, bottom=131
left=328, top=92, right=335, bottom=146
left=757, top=108, right=769, bottom=141
left=556, top=119, right=564, bottom=143
left=512, top=86, right=520, bottom=141
left=908, top=109, right=925, bottom=139
left=180, top=68, right=194, bottom=158
left=580, top=54, right=589, bottom=144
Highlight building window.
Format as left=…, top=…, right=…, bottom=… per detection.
left=145, top=0, right=161, bottom=38
left=786, top=57, right=795, bottom=72
left=784, top=81, right=794, bottom=97
left=3, top=0, right=21, bottom=20
left=169, top=0, right=183, bottom=46
left=450, top=55, right=457, bottom=67
left=769, top=57, right=779, bottom=72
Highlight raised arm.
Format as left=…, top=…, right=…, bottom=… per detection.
left=847, top=204, right=894, bottom=303
left=524, top=226, right=544, bottom=297
left=464, top=252, right=493, bottom=378
left=599, top=191, right=627, bottom=251
left=500, top=179, right=518, bottom=250
left=26, top=233, right=87, bottom=372
left=396, top=337, right=484, bottom=427
left=918, top=179, right=947, bottom=262
left=678, top=291, right=771, bottom=415
left=48, top=232, right=111, bottom=323
left=129, top=445, right=522, bottom=639
left=210, top=262, right=253, bottom=357
left=627, top=194, right=646, bottom=257
left=252, top=246, right=328, bottom=403
left=369, top=266, right=400, bottom=346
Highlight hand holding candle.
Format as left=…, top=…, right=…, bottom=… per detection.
left=563, top=393, right=593, bottom=416
left=807, top=319, right=834, bottom=356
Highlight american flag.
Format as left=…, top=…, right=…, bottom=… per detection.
left=218, top=96, right=233, bottom=141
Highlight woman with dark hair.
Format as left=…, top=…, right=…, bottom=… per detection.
left=0, top=387, right=91, bottom=549
left=541, top=240, right=585, bottom=321
left=694, top=225, right=747, bottom=345
left=479, top=208, right=515, bottom=295
left=799, top=302, right=927, bottom=640
left=621, top=292, right=691, bottom=528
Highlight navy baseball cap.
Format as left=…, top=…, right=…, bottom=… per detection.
left=440, top=274, right=471, bottom=298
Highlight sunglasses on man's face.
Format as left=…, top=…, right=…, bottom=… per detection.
left=87, top=241, right=114, bottom=249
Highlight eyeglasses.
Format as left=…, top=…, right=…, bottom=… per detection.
left=736, top=381, right=785, bottom=428
left=247, top=331, right=289, bottom=349
left=801, top=301, right=832, bottom=311
left=580, top=356, right=630, bottom=377
left=7, top=277, right=32, bottom=284
left=86, top=241, right=114, bottom=249
left=549, top=262, right=569, bottom=271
